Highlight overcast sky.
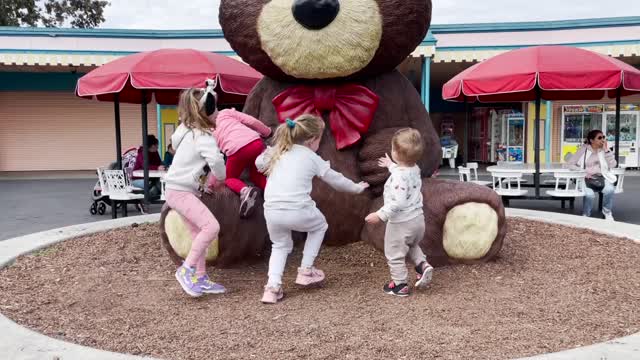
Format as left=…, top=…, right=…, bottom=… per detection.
left=101, top=0, right=640, bottom=30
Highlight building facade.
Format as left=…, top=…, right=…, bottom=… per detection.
left=1, top=17, right=639, bottom=172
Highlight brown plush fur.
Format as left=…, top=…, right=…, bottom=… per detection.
left=219, top=0, right=431, bottom=82
left=160, top=0, right=506, bottom=268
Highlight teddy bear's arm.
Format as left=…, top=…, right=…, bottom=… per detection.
left=242, top=81, right=266, bottom=119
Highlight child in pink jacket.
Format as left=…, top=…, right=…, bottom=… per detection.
left=212, top=108, right=271, bottom=218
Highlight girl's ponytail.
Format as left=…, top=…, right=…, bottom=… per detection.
left=264, top=114, right=324, bottom=175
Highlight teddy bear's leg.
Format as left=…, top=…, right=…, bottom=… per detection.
left=160, top=188, right=269, bottom=268
left=362, top=178, right=506, bottom=267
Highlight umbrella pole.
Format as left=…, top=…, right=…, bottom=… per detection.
left=534, top=89, right=541, bottom=198
left=464, top=96, right=469, bottom=166
left=114, top=93, right=122, bottom=169
left=141, top=90, right=150, bottom=202
left=615, top=88, right=621, bottom=166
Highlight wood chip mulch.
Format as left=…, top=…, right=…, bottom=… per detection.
left=1, top=218, right=639, bottom=360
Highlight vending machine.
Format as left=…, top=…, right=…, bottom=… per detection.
left=603, top=105, right=639, bottom=168
left=490, top=109, right=525, bottom=162
left=506, top=115, right=525, bottom=162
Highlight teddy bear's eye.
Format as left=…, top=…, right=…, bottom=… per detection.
left=292, top=0, right=340, bottom=30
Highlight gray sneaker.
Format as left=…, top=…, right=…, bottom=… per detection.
left=175, top=264, right=202, bottom=297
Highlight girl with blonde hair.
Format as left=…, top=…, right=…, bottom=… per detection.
left=256, top=114, right=369, bottom=304
left=163, top=81, right=227, bottom=297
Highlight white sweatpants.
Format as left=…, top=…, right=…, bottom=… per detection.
left=264, top=206, right=328, bottom=288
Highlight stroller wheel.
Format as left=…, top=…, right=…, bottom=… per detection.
left=98, top=203, right=106, bottom=215
left=90, top=203, right=98, bottom=215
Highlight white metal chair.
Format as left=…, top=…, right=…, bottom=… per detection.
left=611, top=168, right=626, bottom=194
left=545, top=171, right=587, bottom=198
left=442, top=145, right=458, bottom=169
left=465, top=162, right=492, bottom=186
left=491, top=171, right=528, bottom=197
left=96, top=167, right=110, bottom=197
left=160, top=178, right=167, bottom=201
left=458, top=166, right=471, bottom=182
left=104, top=169, right=145, bottom=219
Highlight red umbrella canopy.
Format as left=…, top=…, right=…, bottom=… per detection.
left=442, top=45, right=640, bottom=103
left=76, top=48, right=263, bottom=105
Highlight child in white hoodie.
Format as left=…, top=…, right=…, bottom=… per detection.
left=163, top=84, right=226, bottom=297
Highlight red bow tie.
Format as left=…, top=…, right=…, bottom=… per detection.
left=272, top=84, right=380, bottom=150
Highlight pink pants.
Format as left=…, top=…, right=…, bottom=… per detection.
left=165, top=189, right=220, bottom=276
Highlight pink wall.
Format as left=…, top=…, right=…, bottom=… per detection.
left=0, top=92, right=158, bottom=171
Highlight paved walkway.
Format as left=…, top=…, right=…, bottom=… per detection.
left=0, top=179, right=162, bottom=241
left=1, top=171, right=640, bottom=241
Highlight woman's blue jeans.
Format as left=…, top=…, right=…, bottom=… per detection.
left=583, top=180, right=615, bottom=216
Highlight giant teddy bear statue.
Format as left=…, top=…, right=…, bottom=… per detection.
left=160, top=0, right=507, bottom=268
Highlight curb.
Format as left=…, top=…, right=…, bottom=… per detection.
left=0, top=214, right=161, bottom=360
left=0, top=211, right=638, bottom=360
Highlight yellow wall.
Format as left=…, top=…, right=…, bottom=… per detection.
left=159, top=106, right=179, bottom=155
left=526, top=102, right=551, bottom=164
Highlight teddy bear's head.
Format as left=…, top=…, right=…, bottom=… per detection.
left=219, top=0, right=431, bottom=81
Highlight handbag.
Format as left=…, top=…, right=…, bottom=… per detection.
left=583, top=149, right=605, bottom=192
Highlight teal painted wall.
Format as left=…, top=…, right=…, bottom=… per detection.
left=0, top=72, right=85, bottom=91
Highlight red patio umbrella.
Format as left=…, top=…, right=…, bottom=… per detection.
left=442, top=45, right=640, bottom=197
left=76, top=48, right=262, bottom=105
left=75, top=48, right=263, bottom=201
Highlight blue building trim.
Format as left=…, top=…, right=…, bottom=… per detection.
left=421, top=57, right=431, bottom=111
left=157, top=104, right=163, bottom=155
left=0, top=72, right=84, bottom=91
left=545, top=101, right=552, bottom=162
left=1, top=16, right=638, bottom=42
left=434, top=39, right=640, bottom=52
left=0, top=49, right=238, bottom=56
left=0, top=26, right=225, bottom=39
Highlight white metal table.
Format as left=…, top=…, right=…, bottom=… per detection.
left=486, top=162, right=582, bottom=205
left=132, top=170, right=167, bottom=178
left=486, top=162, right=574, bottom=174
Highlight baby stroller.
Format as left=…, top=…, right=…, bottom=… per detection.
left=89, top=147, right=145, bottom=215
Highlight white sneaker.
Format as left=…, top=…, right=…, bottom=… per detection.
left=603, top=212, right=614, bottom=221
left=239, top=186, right=259, bottom=218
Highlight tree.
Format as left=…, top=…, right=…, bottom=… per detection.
left=0, top=0, right=109, bottom=28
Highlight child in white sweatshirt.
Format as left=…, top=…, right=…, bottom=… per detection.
left=163, top=85, right=226, bottom=297
left=365, top=128, right=433, bottom=297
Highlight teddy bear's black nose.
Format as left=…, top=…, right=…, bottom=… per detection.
left=292, top=0, right=340, bottom=30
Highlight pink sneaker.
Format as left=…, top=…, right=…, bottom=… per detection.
left=261, top=286, right=284, bottom=304
left=295, top=266, right=325, bottom=286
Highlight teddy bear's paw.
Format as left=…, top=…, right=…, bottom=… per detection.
left=422, top=178, right=507, bottom=266
left=159, top=188, right=269, bottom=268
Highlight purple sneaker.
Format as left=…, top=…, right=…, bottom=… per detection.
left=196, top=275, right=226, bottom=294
left=175, top=264, right=202, bottom=297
